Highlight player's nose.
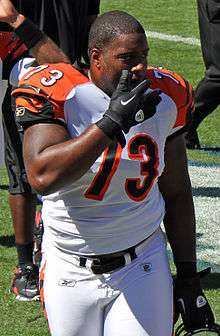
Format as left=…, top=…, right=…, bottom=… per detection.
left=130, top=63, right=146, bottom=82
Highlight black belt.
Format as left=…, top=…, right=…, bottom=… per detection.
left=79, top=246, right=138, bottom=274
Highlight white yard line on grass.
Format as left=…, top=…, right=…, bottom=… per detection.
left=188, top=164, right=219, bottom=272
left=145, top=30, right=201, bottom=46
left=166, top=163, right=220, bottom=272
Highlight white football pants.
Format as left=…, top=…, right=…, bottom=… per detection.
left=40, top=229, right=173, bottom=336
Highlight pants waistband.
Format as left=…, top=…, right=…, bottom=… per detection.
left=73, top=229, right=159, bottom=274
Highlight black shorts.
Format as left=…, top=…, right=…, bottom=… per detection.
left=2, top=84, right=34, bottom=194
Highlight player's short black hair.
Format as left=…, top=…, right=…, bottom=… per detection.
left=88, top=10, right=145, bottom=52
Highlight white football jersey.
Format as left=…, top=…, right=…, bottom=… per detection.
left=13, top=62, right=194, bottom=256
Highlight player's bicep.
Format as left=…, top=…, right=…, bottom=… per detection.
left=23, top=123, right=70, bottom=177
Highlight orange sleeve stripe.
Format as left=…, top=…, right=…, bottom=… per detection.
left=15, top=96, right=40, bottom=113
left=39, top=262, right=48, bottom=319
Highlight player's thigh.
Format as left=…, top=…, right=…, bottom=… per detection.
left=104, top=238, right=173, bottom=336
left=41, top=253, right=103, bottom=336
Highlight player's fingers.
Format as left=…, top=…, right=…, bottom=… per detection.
left=144, top=89, right=162, bottom=105
left=130, top=79, right=151, bottom=98
left=116, top=70, right=132, bottom=92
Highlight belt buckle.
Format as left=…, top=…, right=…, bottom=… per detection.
left=79, top=246, right=138, bottom=274
left=91, top=255, right=125, bottom=274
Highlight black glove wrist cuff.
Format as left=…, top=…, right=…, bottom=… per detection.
left=14, top=18, right=44, bottom=49
left=96, top=115, right=122, bottom=140
left=176, top=261, right=197, bottom=279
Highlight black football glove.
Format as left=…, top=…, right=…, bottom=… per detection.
left=96, top=70, right=161, bottom=147
left=175, top=322, right=220, bottom=335
left=174, top=267, right=215, bottom=332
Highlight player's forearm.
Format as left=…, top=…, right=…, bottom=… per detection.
left=24, top=124, right=112, bottom=195
left=5, top=12, right=25, bottom=28
left=29, top=35, right=70, bottom=65
left=163, top=189, right=197, bottom=263
left=159, top=135, right=197, bottom=267
left=6, top=13, right=70, bottom=64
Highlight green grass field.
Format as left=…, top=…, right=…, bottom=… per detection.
left=0, top=0, right=219, bottom=335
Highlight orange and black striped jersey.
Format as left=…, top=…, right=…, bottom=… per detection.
left=13, top=63, right=89, bottom=123
left=0, top=32, right=26, bottom=61
left=11, top=61, right=195, bottom=255
left=0, top=32, right=27, bottom=79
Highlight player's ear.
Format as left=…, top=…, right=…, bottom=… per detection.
left=89, top=48, right=102, bottom=70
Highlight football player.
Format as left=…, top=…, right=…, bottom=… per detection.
left=1, top=1, right=217, bottom=335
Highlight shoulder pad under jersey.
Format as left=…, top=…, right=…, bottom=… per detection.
left=12, top=63, right=89, bottom=126
left=147, top=67, right=194, bottom=133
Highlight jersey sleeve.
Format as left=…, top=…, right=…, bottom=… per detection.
left=0, top=31, right=27, bottom=79
left=9, top=57, right=36, bottom=87
left=147, top=67, right=194, bottom=137
left=12, top=62, right=89, bottom=129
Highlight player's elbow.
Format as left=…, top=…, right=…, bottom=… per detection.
left=27, top=173, right=51, bottom=195
left=26, top=165, right=57, bottom=195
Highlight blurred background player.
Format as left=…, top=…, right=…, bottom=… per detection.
left=185, top=0, right=220, bottom=149
left=0, top=0, right=100, bottom=301
left=12, top=0, right=100, bottom=66
left=0, top=21, right=39, bottom=301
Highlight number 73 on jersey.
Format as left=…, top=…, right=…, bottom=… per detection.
left=85, top=133, right=159, bottom=202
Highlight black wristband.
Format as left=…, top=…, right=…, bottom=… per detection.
left=96, top=116, right=126, bottom=148
left=176, top=261, right=197, bottom=279
left=96, top=115, right=121, bottom=139
left=14, top=18, right=44, bottom=49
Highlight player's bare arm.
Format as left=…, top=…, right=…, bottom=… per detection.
left=23, top=123, right=111, bottom=195
left=0, top=0, right=70, bottom=64
left=158, top=134, right=196, bottom=263
left=0, top=0, right=19, bottom=24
